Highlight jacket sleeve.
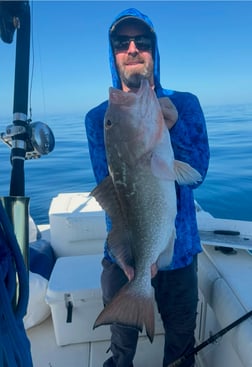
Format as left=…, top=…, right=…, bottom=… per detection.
left=85, top=104, right=113, bottom=233
left=169, top=92, right=210, bottom=188
left=84, top=103, right=109, bottom=185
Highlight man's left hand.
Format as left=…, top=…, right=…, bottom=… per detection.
left=158, top=97, right=178, bottom=130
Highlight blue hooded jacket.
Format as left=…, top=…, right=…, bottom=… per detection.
left=85, top=8, right=210, bottom=270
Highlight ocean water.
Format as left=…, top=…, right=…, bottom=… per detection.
left=0, top=103, right=251, bottom=224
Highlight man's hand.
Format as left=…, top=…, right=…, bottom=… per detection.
left=158, top=97, right=178, bottom=130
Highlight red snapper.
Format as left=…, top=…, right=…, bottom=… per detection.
left=92, top=78, right=201, bottom=342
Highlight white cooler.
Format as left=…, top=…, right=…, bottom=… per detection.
left=49, top=193, right=107, bottom=257
left=45, top=254, right=111, bottom=346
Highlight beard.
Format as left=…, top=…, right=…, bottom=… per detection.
left=121, top=72, right=145, bottom=89
left=117, top=59, right=154, bottom=89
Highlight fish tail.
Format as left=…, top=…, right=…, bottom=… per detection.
left=93, top=282, right=155, bottom=343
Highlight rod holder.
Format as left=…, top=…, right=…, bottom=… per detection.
left=0, top=196, right=30, bottom=270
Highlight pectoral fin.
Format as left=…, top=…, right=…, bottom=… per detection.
left=174, top=160, right=202, bottom=185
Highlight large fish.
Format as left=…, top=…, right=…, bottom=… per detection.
left=91, top=78, right=201, bottom=342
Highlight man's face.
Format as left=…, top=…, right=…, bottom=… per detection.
left=112, top=22, right=154, bottom=92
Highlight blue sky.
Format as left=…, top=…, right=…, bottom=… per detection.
left=0, top=1, right=252, bottom=118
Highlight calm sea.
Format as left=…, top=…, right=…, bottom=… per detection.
left=0, top=103, right=251, bottom=224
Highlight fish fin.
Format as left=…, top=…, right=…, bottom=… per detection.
left=150, top=153, right=175, bottom=180
left=174, top=160, right=202, bottom=185
left=90, top=176, right=121, bottom=219
left=94, top=282, right=155, bottom=343
left=156, top=228, right=176, bottom=269
left=107, top=229, right=134, bottom=278
left=91, top=176, right=134, bottom=278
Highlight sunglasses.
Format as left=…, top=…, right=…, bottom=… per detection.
left=111, top=35, right=153, bottom=52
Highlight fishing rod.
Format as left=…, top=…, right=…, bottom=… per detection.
left=0, top=0, right=55, bottom=266
left=1, top=4, right=33, bottom=366
left=1, top=0, right=31, bottom=197
left=167, top=310, right=252, bottom=367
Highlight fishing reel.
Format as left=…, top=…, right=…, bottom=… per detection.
left=0, top=119, right=55, bottom=159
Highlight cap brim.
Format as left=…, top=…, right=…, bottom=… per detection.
left=110, top=16, right=152, bottom=35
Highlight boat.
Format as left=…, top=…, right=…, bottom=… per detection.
left=1, top=2, right=252, bottom=366
left=22, top=193, right=252, bottom=367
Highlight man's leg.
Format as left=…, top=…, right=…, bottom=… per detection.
left=101, top=258, right=138, bottom=367
left=152, top=256, right=198, bottom=367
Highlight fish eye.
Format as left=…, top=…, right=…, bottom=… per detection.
left=105, top=119, right=113, bottom=128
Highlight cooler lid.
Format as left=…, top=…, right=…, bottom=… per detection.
left=46, top=254, right=103, bottom=302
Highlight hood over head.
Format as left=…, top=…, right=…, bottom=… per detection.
left=108, top=8, right=161, bottom=90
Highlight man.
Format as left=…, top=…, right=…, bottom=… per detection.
left=85, top=8, right=209, bottom=367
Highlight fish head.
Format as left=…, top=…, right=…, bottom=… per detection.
left=104, top=78, right=165, bottom=167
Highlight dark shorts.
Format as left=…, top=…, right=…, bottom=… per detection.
left=101, top=256, right=198, bottom=367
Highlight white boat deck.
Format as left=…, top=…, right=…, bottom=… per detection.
left=28, top=317, right=167, bottom=367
